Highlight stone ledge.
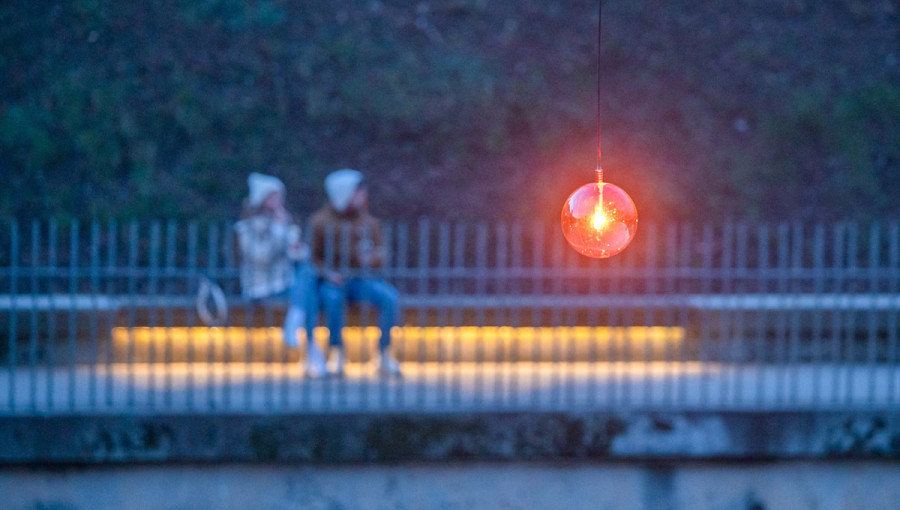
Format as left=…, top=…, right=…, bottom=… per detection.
left=1, top=411, right=899, bottom=465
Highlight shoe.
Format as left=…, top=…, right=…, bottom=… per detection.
left=304, top=342, right=327, bottom=378
left=375, top=349, right=402, bottom=377
left=282, top=306, right=305, bottom=347
left=327, top=347, right=346, bottom=376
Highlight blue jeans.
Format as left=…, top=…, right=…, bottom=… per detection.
left=270, top=263, right=318, bottom=346
left=319, top=277, right=399, bottom=350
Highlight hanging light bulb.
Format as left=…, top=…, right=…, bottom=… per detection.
left=560, top=0, right=638, bottom=259
left=561, top=169, right=637, bottom=258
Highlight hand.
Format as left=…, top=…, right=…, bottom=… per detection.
left=357, top=239, right=383, bottom=267
left=271, top=206, right=290, bottom=223
left=287, top=242, right=308, bottom=261
left=359, top=246, right=384, bottom=268
left=324, top=270, right=344, bottom=286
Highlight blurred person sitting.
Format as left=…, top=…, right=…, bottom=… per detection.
left=235, top=172, right=326, bottom=377
left=310, top=169, right=401, bottom=376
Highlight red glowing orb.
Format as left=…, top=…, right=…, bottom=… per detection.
left=561, top=181, right=638, bottom=258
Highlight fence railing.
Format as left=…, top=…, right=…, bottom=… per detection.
left=1, top=219, right=899, bottom=414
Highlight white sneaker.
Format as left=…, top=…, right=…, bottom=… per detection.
left=375, top=350, right=402, bottom=377
left=304, top=342, right=327, bottom=378
left=327, top=347, right=346, bottom=376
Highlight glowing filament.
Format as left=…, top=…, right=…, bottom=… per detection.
left=592, top=204, right=608, bottom=230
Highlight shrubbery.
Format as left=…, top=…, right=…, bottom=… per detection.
left=1, top=0, right=898, bottom=223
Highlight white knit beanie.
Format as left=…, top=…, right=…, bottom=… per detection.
left=247, top=172, right=285, bottom=207
left=324, top=169, right=363, bottom=212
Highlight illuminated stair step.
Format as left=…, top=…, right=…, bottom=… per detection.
left=111, top=326, right=685, bottom=363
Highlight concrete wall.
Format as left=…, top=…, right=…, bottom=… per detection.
left=3, top=461, right=900, bottom=510
left=2, top=411, right=900, bottom=509
left=1, top=411, right=899, bottom=464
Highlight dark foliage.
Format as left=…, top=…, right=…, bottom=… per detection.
left=1, top=0, right=898, bottom=223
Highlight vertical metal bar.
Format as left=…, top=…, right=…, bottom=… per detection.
left=754, top=224, right=769, bottom=407
left=222, top=220, right=234, bottom=408
left=530, top=221, right=544, bottom=409
left=495, top=222, right=508, bottom=408
left=345, top=216, right=363, bottom=408
left=224, top=218, right=239, bottom=406
left=7, top=221, right=19, bottom=411
left=242, top=219, right=256, bottom=411
left=206, top=224, right=219, bottom=410
left=259, top=222, right=274, bottom=412
left=698, top=223, right=713, bottom=407
left=663, top=223, right=678, bottom=408
left=358, top=214, right=377, bottom=404
left=395, top=222, right=408, bottom=408
left=218, top=221, right=232, bottom=410
left=772, top=222, right=791, bottom=403
left=164, top=220, right=176, bottom=410
left=830, top=224, right=845, bottom=405
left=416, top=219, right=431, bottom=407
left=774, top=222, right=790, bottom=405
left=578, top=246, right=589, bottom=411
left=358, top=216, right=374, bottom=412
left=616, top=229, right=638, bottom=407
left=583, top=230, right=599, bottom=408
left=676, top=223, right=692, bottom=406
left=585, top=229, right=601, bottom=409
left=550, top=223, right=565, bottom=408
left=48, top=220, right=57, bottom=271
left=67, top=221, right=79, bottom=410
left=845, top=223, right=859, bottom=404
left=46, top=220, right=57, bottom=410
left=787, top=222, right=803, bottom=405
left=866, top=223, right=880, bottom=404
left=451, top=222, right=466, bottom=407
left=888, top=223, right=900, bottom=404
left=642, top=222, right=658, bottom=407
left=474, top=222, right=488, bottom=409
left=223, top=219, right=236, bottom=294
left=606, top=229, right=621, bottom=407
left=146, top=221, right=160, bottom=410
left=378, top=221, right=393, bottom=410
left=510, top=221, right=523, bottom=408
left=733, top=222, right=748, bottom=405
left=28, top=220, right=39, bottom=412
left=624, top=231, right=639, bottom=409
left=337, top=222, right=351, bottom=410
left=186, top=221, right=198, bottom=411
left=811, top=224, right=826, bottom=406
left=475, top=222, right=488, bottom=297
left=126, top=221, right=139, bottom=409
left=719, top=222, right=734, bottom=407
left=437, top=221, right=451, bottom=408
left=88, top=221, right=100, bottom=409
left=394, top=222, right=409, bottom=295
left=104, top=220, right=117, bottom=408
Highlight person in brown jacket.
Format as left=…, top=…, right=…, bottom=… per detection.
left=310, top=169, right=401, bottom=376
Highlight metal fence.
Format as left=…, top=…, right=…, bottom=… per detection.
left=1, top=219, right=899, bottom=414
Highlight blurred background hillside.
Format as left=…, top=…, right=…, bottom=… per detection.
left=1, top=0, right=898, bottom=224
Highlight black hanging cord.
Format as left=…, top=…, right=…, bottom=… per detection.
left=596, top=0, right=604, bottom=183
